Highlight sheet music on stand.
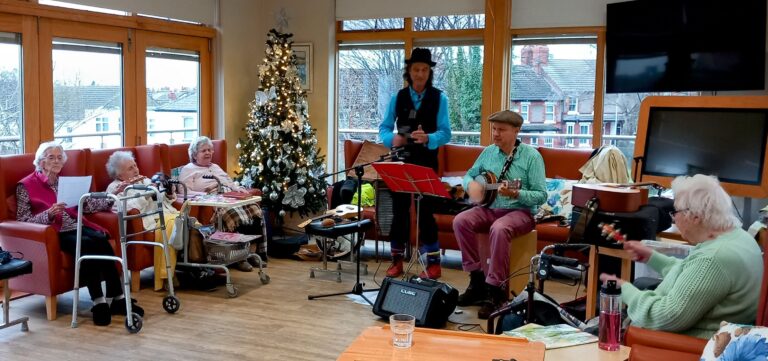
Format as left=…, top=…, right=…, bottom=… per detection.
left=371, top=162, right=450, bottom=199
left=371, top=162, right=450, bottom=278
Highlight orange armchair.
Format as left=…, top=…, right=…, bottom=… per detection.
left=625, top=242, right=768, bottom=360
left=0, top=149, right=118, bottom=320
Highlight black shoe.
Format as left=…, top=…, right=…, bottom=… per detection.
left=110, top=297, right=145, bottom=317
left=457, top=270, right=488, bottom=307
left=477, top=284, right=508, bottom=320
left=91, top=302, right=112, bottom=326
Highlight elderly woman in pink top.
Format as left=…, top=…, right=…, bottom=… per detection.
left=179, top=136, right=266, bottom=269
left=16, top=141, right=143, bottom=326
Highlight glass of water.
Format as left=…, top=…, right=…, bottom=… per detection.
left=389, top=314, right=416, bottom=348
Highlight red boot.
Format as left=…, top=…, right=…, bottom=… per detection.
left=386, top=258, right=404, bottom=278
left=418, top=263, right=442, bottom=280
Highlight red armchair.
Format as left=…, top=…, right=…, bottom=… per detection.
left=88, top=144, right=166, bottom=291
left=0, top=149, right=115, bottom=320
left=625, top=240, right=768, bottom=360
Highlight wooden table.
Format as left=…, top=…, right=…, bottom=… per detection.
left=585, top=245, right=633, bottom=319
left=338, top=326, right=631, bottom=361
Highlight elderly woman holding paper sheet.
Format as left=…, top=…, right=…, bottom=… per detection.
left=16, top=141, right=143, bottom=327
left=105, top=150, right=179, bottom=291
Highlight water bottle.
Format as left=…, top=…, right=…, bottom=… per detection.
left=598, top=280, right=622, bottom=351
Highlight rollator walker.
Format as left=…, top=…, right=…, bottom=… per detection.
left=71, top=185, right=180, bottom=333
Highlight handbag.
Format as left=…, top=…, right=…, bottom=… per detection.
left=169, top=216, right=185, bottom=250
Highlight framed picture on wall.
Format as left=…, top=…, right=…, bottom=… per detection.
left=292, top=42, right=313, bottom=93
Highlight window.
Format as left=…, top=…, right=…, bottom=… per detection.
left=568, top=96, right=577, bottom=113
left=530, top=136, right=538, bottom=146
left=413, top=15, right=485, bottom=31
left=0, top=32, right=23, bottom=155
left=520, top=103, right=530, bottom=122
left=337, top=43, right=404, bottom=170
left=545, top=102, right=555, bottom=123
left=511, top=34, right=598, bottom=149
left=342, top=18, right=404, bottom=31
left=95, top=117, right=109, bottom=132
left=566, top=123, right=574, bottom=146
left=38, top=0, right=130, bottom=16
left=145, top=47, right=200, bottom=145
left=52, top=38, right=123, bottom=149
left=580, top=124, right=590, bottom=147
left=418, top=42, right=484, bottom=145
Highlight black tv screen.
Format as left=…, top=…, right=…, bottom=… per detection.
left=606, top=0, right=767, bottom=93
left=642, top=107, right=768, bottom=185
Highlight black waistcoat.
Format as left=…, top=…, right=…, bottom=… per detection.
left=394, top=86, right=441, bottom=170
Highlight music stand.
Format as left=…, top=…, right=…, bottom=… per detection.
left=371, top=162, right=451, bottom=278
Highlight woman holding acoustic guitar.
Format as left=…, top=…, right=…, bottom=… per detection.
left=453, top=110, right=547, bottom=320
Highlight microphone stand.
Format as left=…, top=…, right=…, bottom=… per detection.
left=307, top=149, right=399, bottom=305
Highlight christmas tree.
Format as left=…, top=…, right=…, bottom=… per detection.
left=236, top=29, right=327, bottom=218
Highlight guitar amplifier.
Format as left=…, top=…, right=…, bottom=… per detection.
left=373, top=277, right=458, bottom=328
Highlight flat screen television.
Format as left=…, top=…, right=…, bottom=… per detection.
left=606, top=0, right=767, bottom=93
left=634, top=96, right=768, bottom=198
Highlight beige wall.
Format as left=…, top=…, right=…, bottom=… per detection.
left=218, top=0, right=335, bottom=173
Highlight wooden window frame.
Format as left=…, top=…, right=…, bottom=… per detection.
left=0, top=1, right=215, bottom=152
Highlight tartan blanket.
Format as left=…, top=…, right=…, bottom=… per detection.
left=214, top=204, right=263, bottom=232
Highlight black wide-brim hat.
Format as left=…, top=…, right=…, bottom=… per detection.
left=405, top=48, right=436, bottom=67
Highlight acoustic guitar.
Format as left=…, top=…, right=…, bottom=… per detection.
left=470, top=171, right=522, bottom=207
left=572, top=183, right=652, bottom=213
left=297, top=204, right=361, bottom=229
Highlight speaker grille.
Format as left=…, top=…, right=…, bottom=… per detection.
left=381, top=283, right=430, bottom=321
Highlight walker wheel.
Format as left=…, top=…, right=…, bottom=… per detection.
left=125, top=313, right=143, bottom=333
left=259, top=272, right=270, bottom=284
left=163, top=295, right=181, bottom=313
left=226, top=283, right=238, bottom=297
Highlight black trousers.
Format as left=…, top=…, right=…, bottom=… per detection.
left=59, top=227, right=122, bottom=300
left=389, top=192, right=439, bottom=256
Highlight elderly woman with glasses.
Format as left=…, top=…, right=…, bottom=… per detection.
left=179, top=136, right=267, bottom=270
left=600, top=174, right=763, bottom=339
left=16, top=141, right=143, bottom=326
left=105, top=151, right=179, bottom=291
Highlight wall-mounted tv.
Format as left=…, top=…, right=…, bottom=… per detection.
left=606, top=0, right=767, bottom=93
left=634, top=96, right=768, bottom=198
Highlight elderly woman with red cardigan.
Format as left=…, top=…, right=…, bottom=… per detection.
left=16, top=141, right=144, bottom=326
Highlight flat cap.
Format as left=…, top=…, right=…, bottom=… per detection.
left=488, top=110, right=523, bottom=127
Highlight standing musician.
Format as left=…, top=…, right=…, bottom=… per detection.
left=453, top=110, right=547, bottom=319
left=378, top=48, right=452, bottom=279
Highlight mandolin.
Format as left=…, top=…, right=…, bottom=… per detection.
left=297, top=204, right=361, bottom=229
left=470, top=171, right=521, bottom=207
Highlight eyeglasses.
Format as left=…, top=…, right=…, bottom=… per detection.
left=669, top=208, right=689, bottom=222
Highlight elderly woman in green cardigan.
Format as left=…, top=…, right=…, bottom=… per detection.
left=600, top=174, right=763, bottom=339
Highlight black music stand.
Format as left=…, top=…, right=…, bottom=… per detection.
left=306, top=152, right=398, bottom=305
left=371, top=162, right=450, bottom=278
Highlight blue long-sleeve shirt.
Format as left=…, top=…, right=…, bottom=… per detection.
left=378, top=86, right=452, bottom=150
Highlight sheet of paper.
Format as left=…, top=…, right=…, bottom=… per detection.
left=57, top=176, right=92, bottom=207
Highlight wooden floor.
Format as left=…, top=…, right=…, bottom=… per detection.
left=0, top=244, right=585, bottom=360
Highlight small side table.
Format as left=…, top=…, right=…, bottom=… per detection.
left=305, top=218, right=370, bottom=282
left=585, top=245, right=633, bottom=319
left=0, top=258, right=33, bottom=332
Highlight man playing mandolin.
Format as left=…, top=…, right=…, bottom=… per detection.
left=453, top=110, right=547, bottom=319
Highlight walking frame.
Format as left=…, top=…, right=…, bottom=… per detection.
left=71, top=185, right=180, bottom=333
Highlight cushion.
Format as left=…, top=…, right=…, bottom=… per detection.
left=700, top=321, right=768, bottom=360
left=534, top=178, right=578, bottom=223
left=346, top=141, right=389, bottom=181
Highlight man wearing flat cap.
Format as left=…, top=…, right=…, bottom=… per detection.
left=453, top=109, right=547, bottom=319
left=379, top=47, right=452, bottom=280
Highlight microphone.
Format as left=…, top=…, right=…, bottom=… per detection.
left=202, top=174, right=223, bottom=193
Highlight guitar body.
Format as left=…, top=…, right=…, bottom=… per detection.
left=298, top=204, right=360, bottom=228
left=474, top=171, right=498, bottom=207
left=572, top=183, right=649, bottom=213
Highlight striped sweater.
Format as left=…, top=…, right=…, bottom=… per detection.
left=621, top=227, right=763, bottom=339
